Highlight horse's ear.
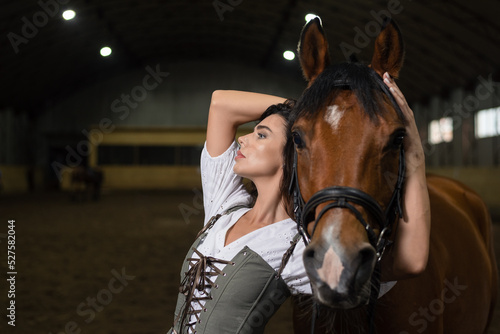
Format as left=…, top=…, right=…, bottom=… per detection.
left=298, top=17, right=331, bottom=84
left=370, top=18, right=404, bottom=78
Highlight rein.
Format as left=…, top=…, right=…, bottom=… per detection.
left=289, top=70, right=406, bottom=334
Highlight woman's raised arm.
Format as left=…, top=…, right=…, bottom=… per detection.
left=206, top=90, right=286, bottom=157
left=381, top=73, right=431, bottom=280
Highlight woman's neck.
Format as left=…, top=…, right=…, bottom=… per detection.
left=248, top=176, right=289, bottom=226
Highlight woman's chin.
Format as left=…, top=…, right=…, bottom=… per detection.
left=233, top=165, right=248, bottom=178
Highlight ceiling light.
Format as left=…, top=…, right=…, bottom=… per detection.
left=283, top=50, right=295, bottom=61
left=305, top=14, right=318, bottom=22
left=62, top=10, right=76, bottom=20
left=100, top=47, right=112, bottom=57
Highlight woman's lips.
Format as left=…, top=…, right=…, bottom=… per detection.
left=235, top=150, right=246, bottom=159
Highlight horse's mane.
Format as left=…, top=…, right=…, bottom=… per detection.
left=292, top=61, right=405, bottom=124
left=292, top=294, right=369, bottom=334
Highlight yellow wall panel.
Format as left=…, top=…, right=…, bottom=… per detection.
left=101, top=166, right=201, bottom=190
left=0, top=165, right=43, bottom=193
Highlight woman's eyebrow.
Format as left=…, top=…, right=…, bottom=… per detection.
left=255, top=124, right=273, bottom=133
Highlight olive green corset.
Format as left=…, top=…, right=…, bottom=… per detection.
left=168, top=235, right=292, bottom=334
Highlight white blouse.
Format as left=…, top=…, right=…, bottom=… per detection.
left=198, top=141, right=311, bottom=295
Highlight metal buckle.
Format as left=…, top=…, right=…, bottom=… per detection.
left=376, top=227, right=390, bottom=262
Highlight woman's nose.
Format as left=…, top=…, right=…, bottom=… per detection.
left=238, top=135, right=247, bottom=147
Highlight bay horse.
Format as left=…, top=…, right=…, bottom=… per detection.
left=289, top=18, right=498, bottom=333
left=70, top=166, right=104, bottom=201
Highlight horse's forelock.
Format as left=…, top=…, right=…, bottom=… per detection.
left=291, top=62, right=404, bottom=126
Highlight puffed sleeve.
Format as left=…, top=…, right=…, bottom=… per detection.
left=200, top=141, right=253, bottom=225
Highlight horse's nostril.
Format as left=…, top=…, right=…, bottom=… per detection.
left=304, top=247, right=315, bottom=259
left=359, top=247, right=375, bottom=265
left=354, top=246, right=376, bottom=290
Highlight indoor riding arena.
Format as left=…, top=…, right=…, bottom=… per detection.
left=1, top=1, right=500, bottom=334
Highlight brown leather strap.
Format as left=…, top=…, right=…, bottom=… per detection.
left=195, top=205, right=248, bottom=239
left=174, top=207, right=249, bottom=332
left=276, top=233, right=302, bottom=278
left=174, top=248, right=234, bottom=332
left=195, top=213, right=222, bottom=239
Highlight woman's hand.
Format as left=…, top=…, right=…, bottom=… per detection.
left=207, top=90, right=286, bottom=157
left=383, top=72, right=425, bottom=176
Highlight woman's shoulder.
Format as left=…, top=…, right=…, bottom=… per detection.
left=201, top=140, right=239, bottom=164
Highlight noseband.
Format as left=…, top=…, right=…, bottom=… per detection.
left=289, top=71, right=406, bottom=261
left=291, top=147, right=404, bottom=260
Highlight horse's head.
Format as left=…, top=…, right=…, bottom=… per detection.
left=290, top=17, right=406, bottom=309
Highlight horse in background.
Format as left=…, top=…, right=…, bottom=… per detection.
left=289, top=17, right=498, bottom=333
left=70, top=166, right=104, bottom=201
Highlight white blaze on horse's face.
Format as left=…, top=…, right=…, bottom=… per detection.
left=324, top=105, right=344, bottom=130
left=317, top=246, right=345, bottom=291
left=316, top=224, right=346, bottom=293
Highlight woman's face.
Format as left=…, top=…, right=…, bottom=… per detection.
left=233, top=114, right=286, bottom=181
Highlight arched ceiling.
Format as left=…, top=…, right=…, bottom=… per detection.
left=1, top=0, right=500, bottom=116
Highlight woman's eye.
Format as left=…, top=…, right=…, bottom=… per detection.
left=292, top=132, right=303, bottom=148
left=257, top=132, right=266, bottom=139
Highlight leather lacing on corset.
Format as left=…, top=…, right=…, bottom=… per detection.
left=171, top=209, right=301, bottom=334
left=174, top=247, right=234, bottom=333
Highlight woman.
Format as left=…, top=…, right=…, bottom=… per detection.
left=168, top=74, right=430, bottom=333
left=168, top=93, right=310, bottom=334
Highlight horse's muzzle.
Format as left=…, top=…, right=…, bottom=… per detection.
left=303, top=242, right=376, bottom=309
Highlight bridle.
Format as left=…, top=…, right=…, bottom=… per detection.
left=290, top=147, right=405, bottom=260
left=289, top=70, right=405, bottom=258
left=288, top=70, right=406, bottom=333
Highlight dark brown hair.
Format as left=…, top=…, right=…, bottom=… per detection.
left=245, top=99, right=296, bottom=218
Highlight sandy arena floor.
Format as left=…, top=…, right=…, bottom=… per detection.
left=0, top=190, right=498, bottom=333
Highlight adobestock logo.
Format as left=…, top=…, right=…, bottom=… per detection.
left=50, top=63, right=169, bottom=181
left=7, top=0, right=70, bottom=54
left=48, top=267, right=135, bottom=334
left=212, top=0, right=243, bottom=21
left=178, top=188, right=204, bottom=225
left=399, top=277, right=467, bottom=334
left=239, top=289, right=287, bottom=332
left=339, top=0, right=408, bottom=60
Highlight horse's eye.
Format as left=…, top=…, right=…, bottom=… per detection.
left=292, top=132, right=304, bottom=148
left=393, top=134, right=405, bottom=148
